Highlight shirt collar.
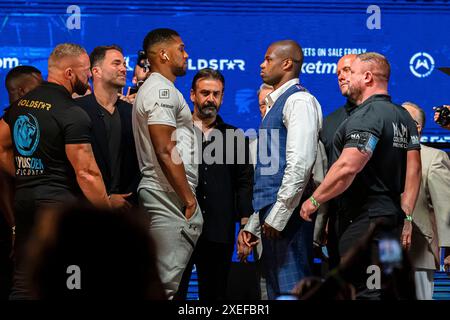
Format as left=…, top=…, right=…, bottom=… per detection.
left=344, top=99, right=358, bottom=115
left=359, top=94, right=391, bottom=109
left=264, top=78, right=300, bottom=109
left=43, top=81, right=71, bottom=98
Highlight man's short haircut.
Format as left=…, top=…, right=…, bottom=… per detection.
left=90, top=45, right=123, bottom=69
left=48, top=43, right=87, bottom=69
left=191, top=68, right=225, bottom=91
left=402, top=101, right=426, bottom=128
left=257, top=83, right=274, bottom=96
left=142, top=28, right=180, bottom=56
left=5, top=65, right=41, bottom=90
left=357, top=52, right=391, bottom=82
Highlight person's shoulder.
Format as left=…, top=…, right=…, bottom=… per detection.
left=136, top=74, right=179, bottom=105
left=349, top=103, right=371, bottom=119
left=285, top=91, right=321, bottom=112
left=396, top=104, right=416, bottom=123
left=73, top=94, right=98, bottom=113
left=117, top=99, right=132, bottom=109
left=219, top=117, right=238, bottom=130
left=57, top=95, right=90, bottom=120
left=288, top=90, right=316, bottom=102
left=422, top=144, right=448, bottom=160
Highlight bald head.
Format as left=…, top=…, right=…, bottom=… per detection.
left=337, top=54, right=357, bottom=96
left=270, top=40, right=304, bottom=75
left=402, top=101, right=425, bottom=135
left=260, top=40, right=304, bottom=88
left=5, top=65, right=42, bottom=103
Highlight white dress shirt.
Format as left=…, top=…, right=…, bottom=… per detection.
left=258, top=78, right=322, bottom=232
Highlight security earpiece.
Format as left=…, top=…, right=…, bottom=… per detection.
left=163, top=53, right=170, bottom=61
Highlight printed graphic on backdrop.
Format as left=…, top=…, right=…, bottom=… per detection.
left=0, top=1, right=449, bottom=142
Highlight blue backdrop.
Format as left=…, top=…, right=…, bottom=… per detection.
left=1, top=0, right=450, bottom=142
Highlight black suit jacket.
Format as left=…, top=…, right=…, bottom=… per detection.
left=195, top=115, right=254, bottom=244
left=75, top=94, right=140, bottom=203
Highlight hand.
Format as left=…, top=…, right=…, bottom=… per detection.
left=300, top=198, right=318, bottom=222
left=236, top=230, right=252, bottom=263
left=444, top=248, right=450, bottom=273
left=401, top=220, right=412, bottom=250
left=262, top=222, right=280, bottom=240
left=444, top=255, right=450, bottom=273
left=241, top=230, right=259, bottom=248
left=183, top=201, right=197, bottom=220
left=109, top=193, right=133, bottom=212
left=237, top=245, right=252, bottom=263
left=236, top=230, right=259, bottom=263
left=117, top=92, right=137, bottom=105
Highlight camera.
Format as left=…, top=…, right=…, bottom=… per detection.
left=434, top=105, right=450, bottom=127
left=137, top=50, right=149, bottom=71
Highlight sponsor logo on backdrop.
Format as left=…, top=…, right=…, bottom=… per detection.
left=420, top=135, right=450, bottom=143
left=409, top=52, right=435, bottom=78
left=188, top=59, right=246, bottom=71
left=234, top=89, right=255, bottom=114
left=301, top=47, right=367, bottom=75
left=0, top=57, right=19, bottom=69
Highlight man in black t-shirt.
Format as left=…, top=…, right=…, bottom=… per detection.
left=319, top=54, right=358, bottom=269
left=0, top=65, right=42, bottom=300
left=0, top=43, right=111, bottom=299
left=300, top=52, right=421, bottom=299
left=76, top=45, right=140, bottom=210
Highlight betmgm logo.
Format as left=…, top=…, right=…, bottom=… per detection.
left=0, top=57, right=19, bottom=70
left=409, top=52, right=435, bottom=78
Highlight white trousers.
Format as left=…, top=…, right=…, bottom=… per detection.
left=139, top=188, right=203, bottom=299
left=414, top=269, right=434, bottom=300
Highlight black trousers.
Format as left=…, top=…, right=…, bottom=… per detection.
left=338, top=212, right=403, bottom=300
left=0, top=214, right=13, bottom=300
left=176, top=238, right=234, bottom=301
left=326, top=211, right=341, bottom=270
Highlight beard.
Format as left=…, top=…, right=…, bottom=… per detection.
left=198, top=101, right=218, bottom=119
left=109, top=76, right=126, bottom=89
left=173, top=63, right=187, bottom=77
left=347, top=81, right=362, bottom=103
left=72, top=75, right=90, bottom=96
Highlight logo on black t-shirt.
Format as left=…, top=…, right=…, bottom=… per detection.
left=392, top=122, right=408, bottom=149
left=13, top=113, right=44, bottom=176
left=13, top=113, right=40, bottom=156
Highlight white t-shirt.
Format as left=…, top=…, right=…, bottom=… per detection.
left=132, top=72, right=198, bottom=192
